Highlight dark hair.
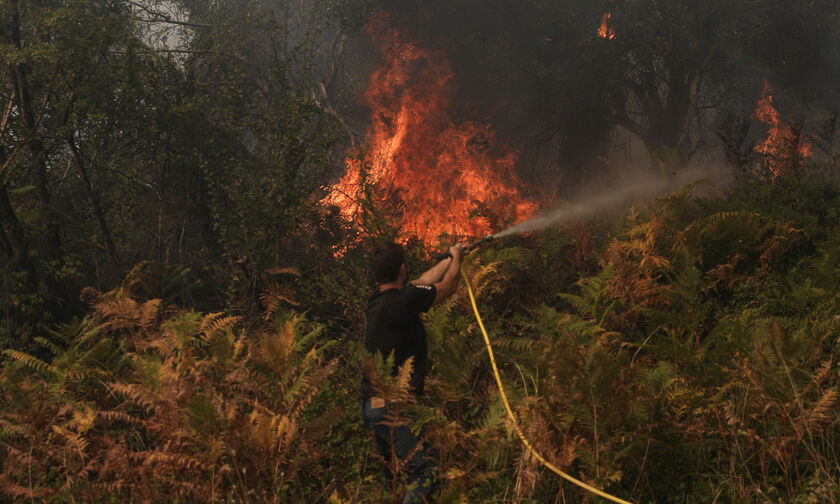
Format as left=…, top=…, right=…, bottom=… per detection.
left=370, top=242, right=405, bottom=284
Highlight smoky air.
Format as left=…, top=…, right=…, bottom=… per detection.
left=323, top=2, right=839, bottom=243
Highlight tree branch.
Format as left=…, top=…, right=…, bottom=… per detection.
left=120, top=49, right=214, bottom=55
left=130, top=16, right=212, bottom=29
left=677, top=38, right=720, bottom=146
left=124, top=0, right=212, bottom=28
left=0, top=90, right=16, bottom=139
left=614, top=112, right=653, bottom=147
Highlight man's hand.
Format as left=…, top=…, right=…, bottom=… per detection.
left=412, top=242, right=468, bottom=289
left=449, top=243, right=468, bottom=261
left=427, top=242, right=468, bottom=305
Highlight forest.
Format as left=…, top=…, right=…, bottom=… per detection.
left=1, top=0, right=840, bottom=502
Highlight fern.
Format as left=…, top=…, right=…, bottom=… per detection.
left=802, top=388, right=837, bottom=435
left=32, top=336, right=62, bottom=356
left=2, top=350, right=57, bottom=377
left=260, top=282, right=300, bottom=319
left=198, top=312, right=241, bottom=342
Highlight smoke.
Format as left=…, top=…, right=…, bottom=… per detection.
left=494, top=165, right=727, bottom=238
left=323, top=2, right=838, bottom=246
left=338, top=1, right=840, bottom=189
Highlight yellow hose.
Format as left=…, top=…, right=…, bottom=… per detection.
left=461, top=270, right=632, bottom=504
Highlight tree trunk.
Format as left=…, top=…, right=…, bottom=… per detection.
left=195, top=168, right=223, bottom=261
left=0, top=223, right=10, bottom=259
left=67, top=134, right=123, bottom=271
left=10, top=0, right=63, bottom=264
left=0, top=180, right=36, bottom=283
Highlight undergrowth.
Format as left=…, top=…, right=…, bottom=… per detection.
left=2, top=166, right=840, bottom=502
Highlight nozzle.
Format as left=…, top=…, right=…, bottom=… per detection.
left=468, top=234, right=495, bottom=249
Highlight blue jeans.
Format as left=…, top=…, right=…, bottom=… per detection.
left=361, top=398, right=440, bottom=504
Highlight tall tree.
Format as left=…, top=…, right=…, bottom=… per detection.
left=163, top=0, right=342, bottom=266
left=0, top=0, right=142, bottom=341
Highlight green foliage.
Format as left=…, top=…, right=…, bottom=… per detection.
left=0, top=0, right=346, bottom=346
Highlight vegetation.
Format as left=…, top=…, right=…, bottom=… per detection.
left=1, top=0, right=840, bottom=502
left=3, top=163, right=840, bottom=502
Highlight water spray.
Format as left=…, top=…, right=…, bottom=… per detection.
left=494, top=167, right=718, bottom=239
left=431, top=168, right=719, bottom=267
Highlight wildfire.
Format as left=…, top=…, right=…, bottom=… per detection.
left=753, top=80, right=811, bottom=177
left=323, top=14, right=535, bottom=245
left=598, top=12, right=615, bottom=40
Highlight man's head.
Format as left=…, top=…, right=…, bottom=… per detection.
left=370, top=242, right=407, bottom=285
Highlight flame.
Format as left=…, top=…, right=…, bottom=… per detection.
left=598, top=12, right=615, bottom=40
left=753, top=80, right=811, bottom=177
left=323, top=14, right=535, bottom=245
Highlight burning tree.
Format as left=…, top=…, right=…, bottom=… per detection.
left=598, top=12, right=615, bottom=40
left=322, top=13, right=535, bottom=245
left=752, top=80, right=812, bottom=177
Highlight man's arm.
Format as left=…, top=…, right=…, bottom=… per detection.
left=410, top=256, right=452, bottom=286
left=429, top=244, right=466, bottom=306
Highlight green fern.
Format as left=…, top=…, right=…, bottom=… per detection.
left=2, top=350, right=57, bottom=377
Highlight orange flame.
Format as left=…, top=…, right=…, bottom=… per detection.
left=753, top=80, right=811, bottom=177
left=323, top=14, right=535, bottom=245
left=598, top=12, right=615, bottom=40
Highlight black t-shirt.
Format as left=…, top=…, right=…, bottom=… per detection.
left=361, top=283, right=437, bottom=399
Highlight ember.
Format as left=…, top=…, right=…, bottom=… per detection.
left=753, top=80, right=811, bottom=177
left=323, top=13, right=535, bottom=245
left=598, top=12, right=615, bottom=40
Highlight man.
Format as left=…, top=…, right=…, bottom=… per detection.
left=361, top=241, right=467, bottom=504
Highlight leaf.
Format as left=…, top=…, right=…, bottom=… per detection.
left=265, top=266, right=301, bottom=276
left=2, top=350, right=57, bottom=377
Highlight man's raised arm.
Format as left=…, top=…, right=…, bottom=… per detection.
left=424, top=244, right=467, bottom=305
left=410, top=255, right=452, bottom=286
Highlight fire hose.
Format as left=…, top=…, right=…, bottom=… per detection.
left=460, top=268, right=632, bottom=504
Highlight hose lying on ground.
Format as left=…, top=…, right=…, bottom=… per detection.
left=461, top=269, right=632, bottom=504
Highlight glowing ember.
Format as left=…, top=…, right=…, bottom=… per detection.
left=323, top=13, right=535, bottom=245
left=753, top=80, right=811, bottom=177
left=598, top=12, right=615, bottom=40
